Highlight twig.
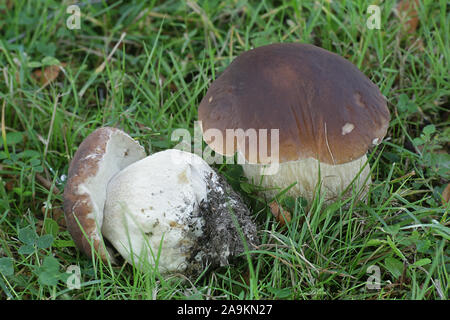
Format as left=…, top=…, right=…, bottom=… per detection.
left=78, top=32, right=127, bottom=98
left=35, top=173, right=60, bottom=195
left=95, top=32, right=126, bottom=74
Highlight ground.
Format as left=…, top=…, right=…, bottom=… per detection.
left=0, top=0, right=448, bottom=300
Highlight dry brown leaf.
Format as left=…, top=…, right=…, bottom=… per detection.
left=32, top=63, right=66, bottom=86
left=397, top=0, right=419, bottom=34
left=442, top=184, right=450, bottom=205
left=269, top=201, right=291, bottom=226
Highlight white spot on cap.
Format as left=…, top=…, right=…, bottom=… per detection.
left=208, top=96, right=213, bottom=103
left=372, top=137, right=380, bottom=145
left=341, top=123, right=355, bottom=135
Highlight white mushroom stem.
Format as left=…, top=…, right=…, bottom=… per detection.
left=102, top=150, right=211, bottom=271
left=241, top=155, right=371, bottom=204
left=102, top=149, right=258, bottom=275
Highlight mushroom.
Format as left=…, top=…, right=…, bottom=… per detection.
left=63, top=127, right=258, bottom=276
left=198, top=43, right=390, bottom=204
left=63, top=127, right=146, bottom=261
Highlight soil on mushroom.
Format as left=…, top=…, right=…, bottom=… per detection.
left=184, top=169, right=259, bottom=278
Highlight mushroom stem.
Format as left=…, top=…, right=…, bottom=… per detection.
left=242, top=155, right=371, bottom=204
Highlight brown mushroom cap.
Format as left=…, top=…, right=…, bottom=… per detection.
left=198, top=43, right=390, bottom=165
left=63, top=127, right=146, bottom=261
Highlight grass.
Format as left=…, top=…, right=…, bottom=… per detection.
left=0, top=0, right=448, bottom=300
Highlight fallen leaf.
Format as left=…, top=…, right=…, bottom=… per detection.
left=442, top=184, right=450, bottom=205
left=269, top=201, right=291, bottom=226
left=32, top=63, right=66, bottom=86
left=397, top=0, right=419, bottom=34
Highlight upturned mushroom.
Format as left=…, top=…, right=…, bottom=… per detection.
left=198, top=43, right=390, bottom=204
left=63, top=127, right=258, bottom=276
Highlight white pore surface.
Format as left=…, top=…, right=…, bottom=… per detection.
left=102, top=149, right=215, bottom=273
left=76, top=130, right=146, bottom=241
left=242, top=155, right=371, bottom=204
